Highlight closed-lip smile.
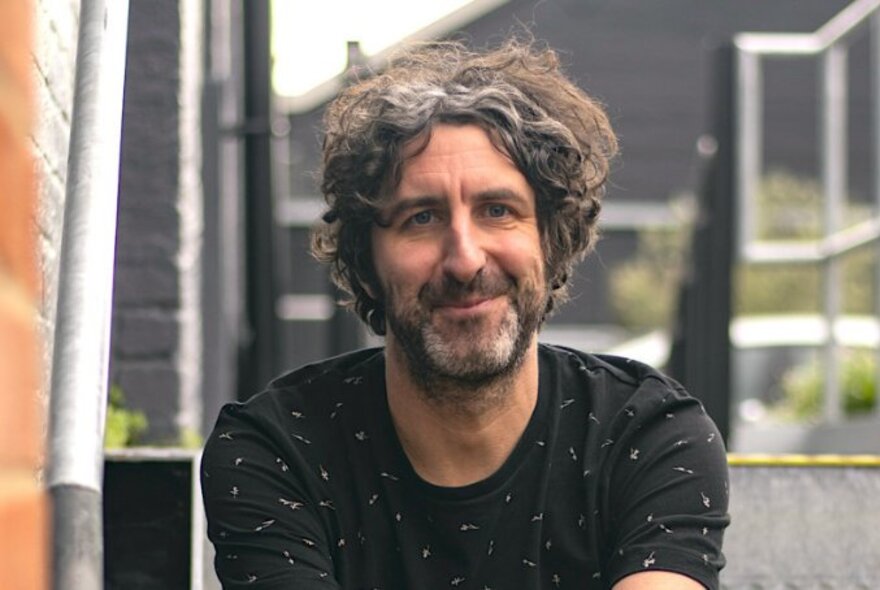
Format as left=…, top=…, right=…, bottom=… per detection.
left=438, top=297, right=490, bottom=309
left=433, top=297, right=501, bottom=318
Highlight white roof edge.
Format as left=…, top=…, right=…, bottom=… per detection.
left=275, top=0, right=510, bottom=114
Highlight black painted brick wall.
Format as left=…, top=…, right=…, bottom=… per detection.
left=111, top=0, right=183, bottom=442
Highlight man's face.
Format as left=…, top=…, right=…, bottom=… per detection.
left=371, top=124, right=547, bottom=387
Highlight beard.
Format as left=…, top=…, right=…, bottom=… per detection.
left=384, top=270, right=547, bottom=401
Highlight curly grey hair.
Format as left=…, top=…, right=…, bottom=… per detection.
left=311, top=38, right=618, bottom=335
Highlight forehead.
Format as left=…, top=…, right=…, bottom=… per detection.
left=391, top=124, right=531, bottom=196
left=400, top=123, right=507, bottom=160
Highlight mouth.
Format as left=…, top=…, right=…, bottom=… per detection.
left=421, top=275, right=515, bottom=318
left=431, top=296, right=504, bottom=320
left=434, top=296, right=492, bottom=309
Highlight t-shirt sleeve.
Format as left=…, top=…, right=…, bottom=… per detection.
left=200, top=399, right=342, bottom=589
left=601, top=379, right=730, bottom=590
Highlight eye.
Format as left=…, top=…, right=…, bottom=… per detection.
left=486, top=204, right=510, bottom=218
left=409, top=210, right=435, bottom=225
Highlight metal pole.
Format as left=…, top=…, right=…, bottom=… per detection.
left=46, top=1, right=130, bottom=589
left=873, top=12, right=880, bottom=418
left=820, top=44, right=848, bottom=423
left=238, top=0, right=280, bottom=397
left=735, top=48, right=762, bottom=256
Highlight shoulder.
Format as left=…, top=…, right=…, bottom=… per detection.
left=220, top=348, right=383, bottom=421
left=540, top=343, right=688, bottom=403
left=267, top=346, right=384, bottom=391
left=538, top=343, right=711, bottom=446
left=203, top=348, right=385, bottom=457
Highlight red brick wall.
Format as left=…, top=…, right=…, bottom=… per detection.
left=0, top=1, right=48, bottom=588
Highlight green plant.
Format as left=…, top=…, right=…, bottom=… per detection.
left=734, top=264, right=821, bottom=315
left=771, top=350, right=877, bottom=421
left=104, top=385, right=149, bottom=448
left=753, top=170, right=822, bottom=240
left=609, top=227, right=689, bottom=331
left=178, top=427, right=204, bottom=449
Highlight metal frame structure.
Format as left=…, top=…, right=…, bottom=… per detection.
left=734, top=0, right=880, bottom=422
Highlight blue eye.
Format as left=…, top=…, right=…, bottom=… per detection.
left=486, top=204, right=509, bottom=218
left=411, top=210, right=434, bottom=225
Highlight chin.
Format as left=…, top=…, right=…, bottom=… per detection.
left=421, top=311, right=523, bottom=379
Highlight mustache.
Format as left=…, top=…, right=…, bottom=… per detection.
left=419, top=272, right=514, bottom=306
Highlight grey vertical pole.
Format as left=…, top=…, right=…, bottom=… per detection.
left=820, top=44, right=848, bottom=423
left=873, top=13, right=880, bottom=418
left=735, top=48, right=762, bottom=257
left=46, top=1, right=130, bottom=589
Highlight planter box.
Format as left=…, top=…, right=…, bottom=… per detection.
left=103, top=448, right=218, bottom=590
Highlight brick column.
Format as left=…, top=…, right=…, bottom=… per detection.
left=0, top=1, right=48, bottom=589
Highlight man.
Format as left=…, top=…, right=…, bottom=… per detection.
left=202, top=39, right=729, bottom=589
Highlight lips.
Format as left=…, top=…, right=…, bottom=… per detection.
left=433, top=296, right=493, bottom=309
left=431, top=297, right=502, bottom=322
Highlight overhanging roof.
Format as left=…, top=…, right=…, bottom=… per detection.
left=275, top=0, right=509, bottom=114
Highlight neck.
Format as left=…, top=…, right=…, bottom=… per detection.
left=384, top=336, right=540, bottom=487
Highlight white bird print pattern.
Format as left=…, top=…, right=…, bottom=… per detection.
left=254, top=519, right=275, bottom=531
left=278, top=498, right=303, bottom=510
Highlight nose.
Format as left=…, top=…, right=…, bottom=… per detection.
left=441, top=218, right=486, bottom=284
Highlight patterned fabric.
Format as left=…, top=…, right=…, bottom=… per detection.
left=201, top=344, right=729, bottom=589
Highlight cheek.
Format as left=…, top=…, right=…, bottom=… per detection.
left=375, top=256, right=434, bottom=298
left=374, top=236, right=439, bottom=281
left=496, top=235, right=545, bottom=279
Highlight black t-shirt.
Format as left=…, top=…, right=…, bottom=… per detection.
left=201, top=344, right=729, bottom=589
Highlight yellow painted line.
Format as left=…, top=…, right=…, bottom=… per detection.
left=728, top=453, right=880, bottom=467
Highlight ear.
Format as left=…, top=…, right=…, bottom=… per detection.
left=353, top=238, right=381, bottom=301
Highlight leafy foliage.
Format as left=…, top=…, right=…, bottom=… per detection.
left=104, top=385, right=148, bottom=448
left=771, top=350, right=877, bottom=421
left=609, top=225, right=690, bottom=331
left=104, top=386, right=204, bottom=448
left=178, top=427, right=204, bottom=450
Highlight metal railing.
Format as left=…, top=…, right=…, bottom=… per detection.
left=47, top=1, right=130, bottom=588
left=733, top=0, right=880, bottom=422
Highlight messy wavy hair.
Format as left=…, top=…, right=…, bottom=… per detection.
left=311, top=38, right=618, bottom=335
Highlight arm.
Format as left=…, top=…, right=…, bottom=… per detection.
left=613, top=571, right=705, bottom=590
left=602, top=381, right=730, bottom=589
left=201, top=402, right=341, bottom=589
